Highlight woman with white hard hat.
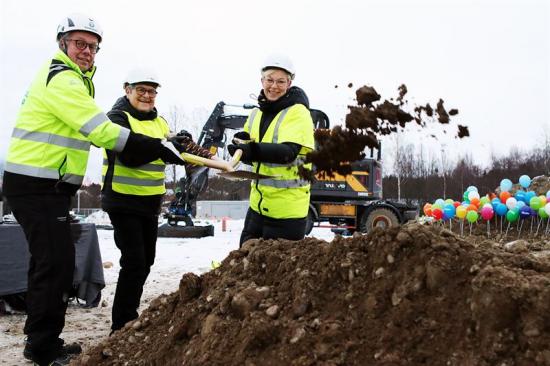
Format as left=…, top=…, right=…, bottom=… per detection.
left=227, top=53, right=315, bottom=246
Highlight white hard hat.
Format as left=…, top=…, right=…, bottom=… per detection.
left=124, top=68, right=161, bottom=87
left=261, top=53, right=295, bottom=79
left=56, top=13, right=103, bottom=42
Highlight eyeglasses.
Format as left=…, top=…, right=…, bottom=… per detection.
left=65, top=39, right=100, bottom=54
left=262, top=77, right=289, bottom=87
left=133, top=86, right=158, bottom=97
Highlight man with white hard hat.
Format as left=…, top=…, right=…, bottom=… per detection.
left=3, top=15, right=188, bottom=366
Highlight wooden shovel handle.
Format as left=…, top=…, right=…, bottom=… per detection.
left=180, top=149, right=242, bottom=172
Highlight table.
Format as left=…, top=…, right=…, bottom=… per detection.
left=0, top=223, right=105, bottom=307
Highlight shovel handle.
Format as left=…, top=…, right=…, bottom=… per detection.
left=180, top=149, right=242, bottom=172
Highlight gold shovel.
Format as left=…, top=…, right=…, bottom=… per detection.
left=180, top=150, right=276, bottom=180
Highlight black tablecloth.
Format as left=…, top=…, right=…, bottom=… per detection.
left=0, top=223, right=105, bottom=307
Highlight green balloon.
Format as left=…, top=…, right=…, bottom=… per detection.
left=480, top=197, right=490, bottom=206
left=530, top=196, right=542, bottom=210
left=539, top=207, right=549, bottom=219
left=463, top=191, right=469, bottom=201
left=466, top=210, right=478, bottom=223
left=506, top=209, right=519, bottom=222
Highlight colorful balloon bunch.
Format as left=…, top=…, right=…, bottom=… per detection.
left=423, top=175, right=550, bottom=237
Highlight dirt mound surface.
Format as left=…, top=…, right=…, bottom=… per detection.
left=74, top=224, right=550, bottom=366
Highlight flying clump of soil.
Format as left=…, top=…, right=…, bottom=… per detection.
left=302, top=84, right=469, bottom=179
left=74, top=224, right=550, bottom=366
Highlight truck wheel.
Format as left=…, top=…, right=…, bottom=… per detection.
left=305, top=209, right=315, bottom=235
left=360, top=208, right=399, bottom=233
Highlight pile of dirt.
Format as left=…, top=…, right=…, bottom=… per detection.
left=74, top=224, right=550, bottom=366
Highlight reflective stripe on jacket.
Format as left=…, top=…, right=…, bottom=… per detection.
left=244, top=104, right=314, bottom=219
left=5, top=50, right=129, bottom=187
left=102, top=112, right=169, bottom=195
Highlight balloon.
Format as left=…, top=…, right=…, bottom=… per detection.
left=518, top=175, right=531, bottom=188
left=529, top=196, right=542, bottom=210
left=482, top=203, right=492, bottom=209
left=467, top=185, right=478, bottom=192
left=516, top=201, right=526, bottom=210
left=444, top=198, right=454, bottom=205
left=500, top=191, right=511, bottom=203
left=547, top=190, right=550, bottom=200
left=480, top=196, right=490, bottom=207
left=467, top=204, right=478, bottom=212
left=491, top=198, right=501, bottom=208
left=462, top=191, right=469, bottom=202
left=468, top=191, right=480, bottom=201
left=432, top=208, right=443, bottom=220
left=505, top=197, right=517, bottom=210
left=546, top=203, right=550, bottom=216
left=470, top=197, right=480, bottom=207
left=539, top=195, right=547, bottom=205
left=525, top=191, right=536, bottom=203
left=435, top=199, right=445, bottom=207
left=515, top=191, right=526, bottom=203
left=506, top=209, right=519, bottom=222
left=423, top=203, right=432, bottom=216
left=539, top=207, right=549, bottom=219
left=456, top=206, right=467, bottom=219
left=453, top=201, right=461, bottom=208
left=481, top=206, right=494, bottom=220
left=519, top=206, right=531, bottom=220
left=443, top=205, right=456, bottom=220
left=495, top=203, right=507, bottom=216
left=466, top=210, right=478, bottom=223
left=500, top=178, right=513, bottom=192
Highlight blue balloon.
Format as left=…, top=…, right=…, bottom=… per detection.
left=500, top=178, right=513, bottom=192
left=516, top=201, right=526, bottom=209
left=495, top=203, right=508, bottom=216
left=519, top=206, right=531, bottom=219
left=443, top=205, right=456, bottom=220
left=435, top=198, right=445, bottom=207
left=491, top=198, right=501, bottom=208
left=515, top=191, right=526, bottom=203
left=529, top=207, right=537, bottom=217
left=519, top=175, right=531, bottom=188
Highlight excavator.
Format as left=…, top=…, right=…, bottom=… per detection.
left=164, top=101, right=417, bottom=235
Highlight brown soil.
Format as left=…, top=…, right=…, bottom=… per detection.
left=303, top=84, right=469, bottom=178
left=73, top=224, right=550, bottom=366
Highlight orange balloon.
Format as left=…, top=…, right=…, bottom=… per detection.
left=470, top=197, right=480, bottom=206
left=423, top=203, right=432, bottom=216
left=467, top=204, right=478, bottom=212
left=500, top=191, right=511, bottom=203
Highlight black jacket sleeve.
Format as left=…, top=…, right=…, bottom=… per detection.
left=108, top=111, right=162, bottom=167
left=251, top=142, right=301, bottom=164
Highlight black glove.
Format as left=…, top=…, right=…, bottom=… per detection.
left=228, top=143, right=254, bottom=161
left=177, top=129, right=193, bottom=140
left=232, top=131, right=251, bottom=144
left=159, top=140, right=186, bottom=165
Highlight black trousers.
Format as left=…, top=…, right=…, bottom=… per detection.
left=108, top=212, right=158, bottom=331
left=239, top=208, right=306, bottom=246
left=7, top=194, right=74, bottom=363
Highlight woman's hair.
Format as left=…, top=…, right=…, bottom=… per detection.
left=261, top=68, right=292, bottom=81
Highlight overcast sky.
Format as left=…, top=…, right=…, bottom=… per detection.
left=1, top=0, right=549, bottom=182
